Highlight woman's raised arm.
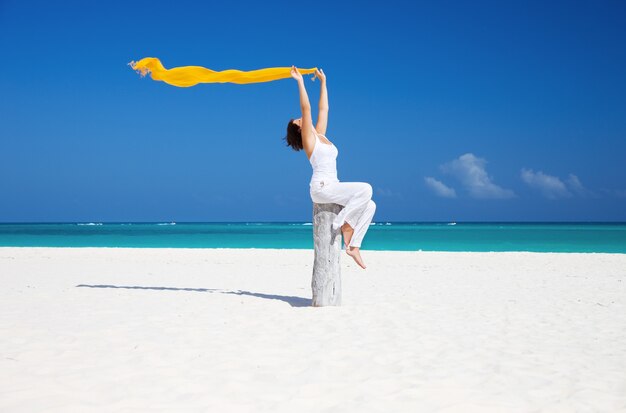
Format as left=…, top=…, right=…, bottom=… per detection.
left=291, top=66, right=315, bottom=139
left=315, top=69, right=328, bottom=135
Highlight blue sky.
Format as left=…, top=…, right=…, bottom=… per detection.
left=1, top=0, right=625, bottom=222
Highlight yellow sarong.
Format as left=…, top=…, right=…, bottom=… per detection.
left=129, top=57, right=317, bottom=87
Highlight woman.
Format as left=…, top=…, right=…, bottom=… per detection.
left=284, top=66, right=376, bottom=269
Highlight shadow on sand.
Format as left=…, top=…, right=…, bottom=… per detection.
left=75, top=284, right=311, bottom=307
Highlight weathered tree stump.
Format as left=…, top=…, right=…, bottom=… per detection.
left=312, top=203, right=344, bottom=307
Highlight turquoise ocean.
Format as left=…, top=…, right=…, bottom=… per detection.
left=1, top=222, right=625, bottom=253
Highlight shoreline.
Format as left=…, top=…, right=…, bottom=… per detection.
left=1, top=246, right=625, bottom=255
left=3, top=222, right=626, bottom=254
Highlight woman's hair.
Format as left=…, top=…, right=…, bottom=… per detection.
left=284, top=119, right=303, bottom=151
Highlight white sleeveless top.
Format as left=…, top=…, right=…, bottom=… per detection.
left=309, top=130, right=339, bottom=185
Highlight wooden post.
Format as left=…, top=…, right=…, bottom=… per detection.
left=312, top=203, right=343, bottom=307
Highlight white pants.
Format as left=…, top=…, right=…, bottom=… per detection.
left=310, top=180, right=376, bottom=248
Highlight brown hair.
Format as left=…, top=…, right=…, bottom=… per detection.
left=283, top=119, right=303, bottom=151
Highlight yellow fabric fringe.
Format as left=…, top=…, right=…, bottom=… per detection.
left=129, top=57, right=317, bottom=87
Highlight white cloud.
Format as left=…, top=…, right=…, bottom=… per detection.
left=375, top=187, right=403, bottom=199
left=440, top=153, right=516, bottom=199
left=520, top=168, right=572, bottom=199
left=566, top=174, right=595, bottom=197
left=424, top=177, right=457, bottom=198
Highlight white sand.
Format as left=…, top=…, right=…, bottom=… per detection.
left=1, top=247, right=625, bottom=412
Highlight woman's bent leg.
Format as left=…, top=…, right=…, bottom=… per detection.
left=348, top=200, right=376, bottom=248
left=310, top=182, right=372, bottom=227
left=310, top=181, right=374, bottom=244
left=329, top=183, right=372, bottom=231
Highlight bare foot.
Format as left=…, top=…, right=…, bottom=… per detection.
left=341, top=223, right=354, bottom=249
left=346, top=246, right=366, bottom=269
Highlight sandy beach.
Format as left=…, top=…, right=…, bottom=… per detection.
left=1, top=247, right=625, bottom=412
